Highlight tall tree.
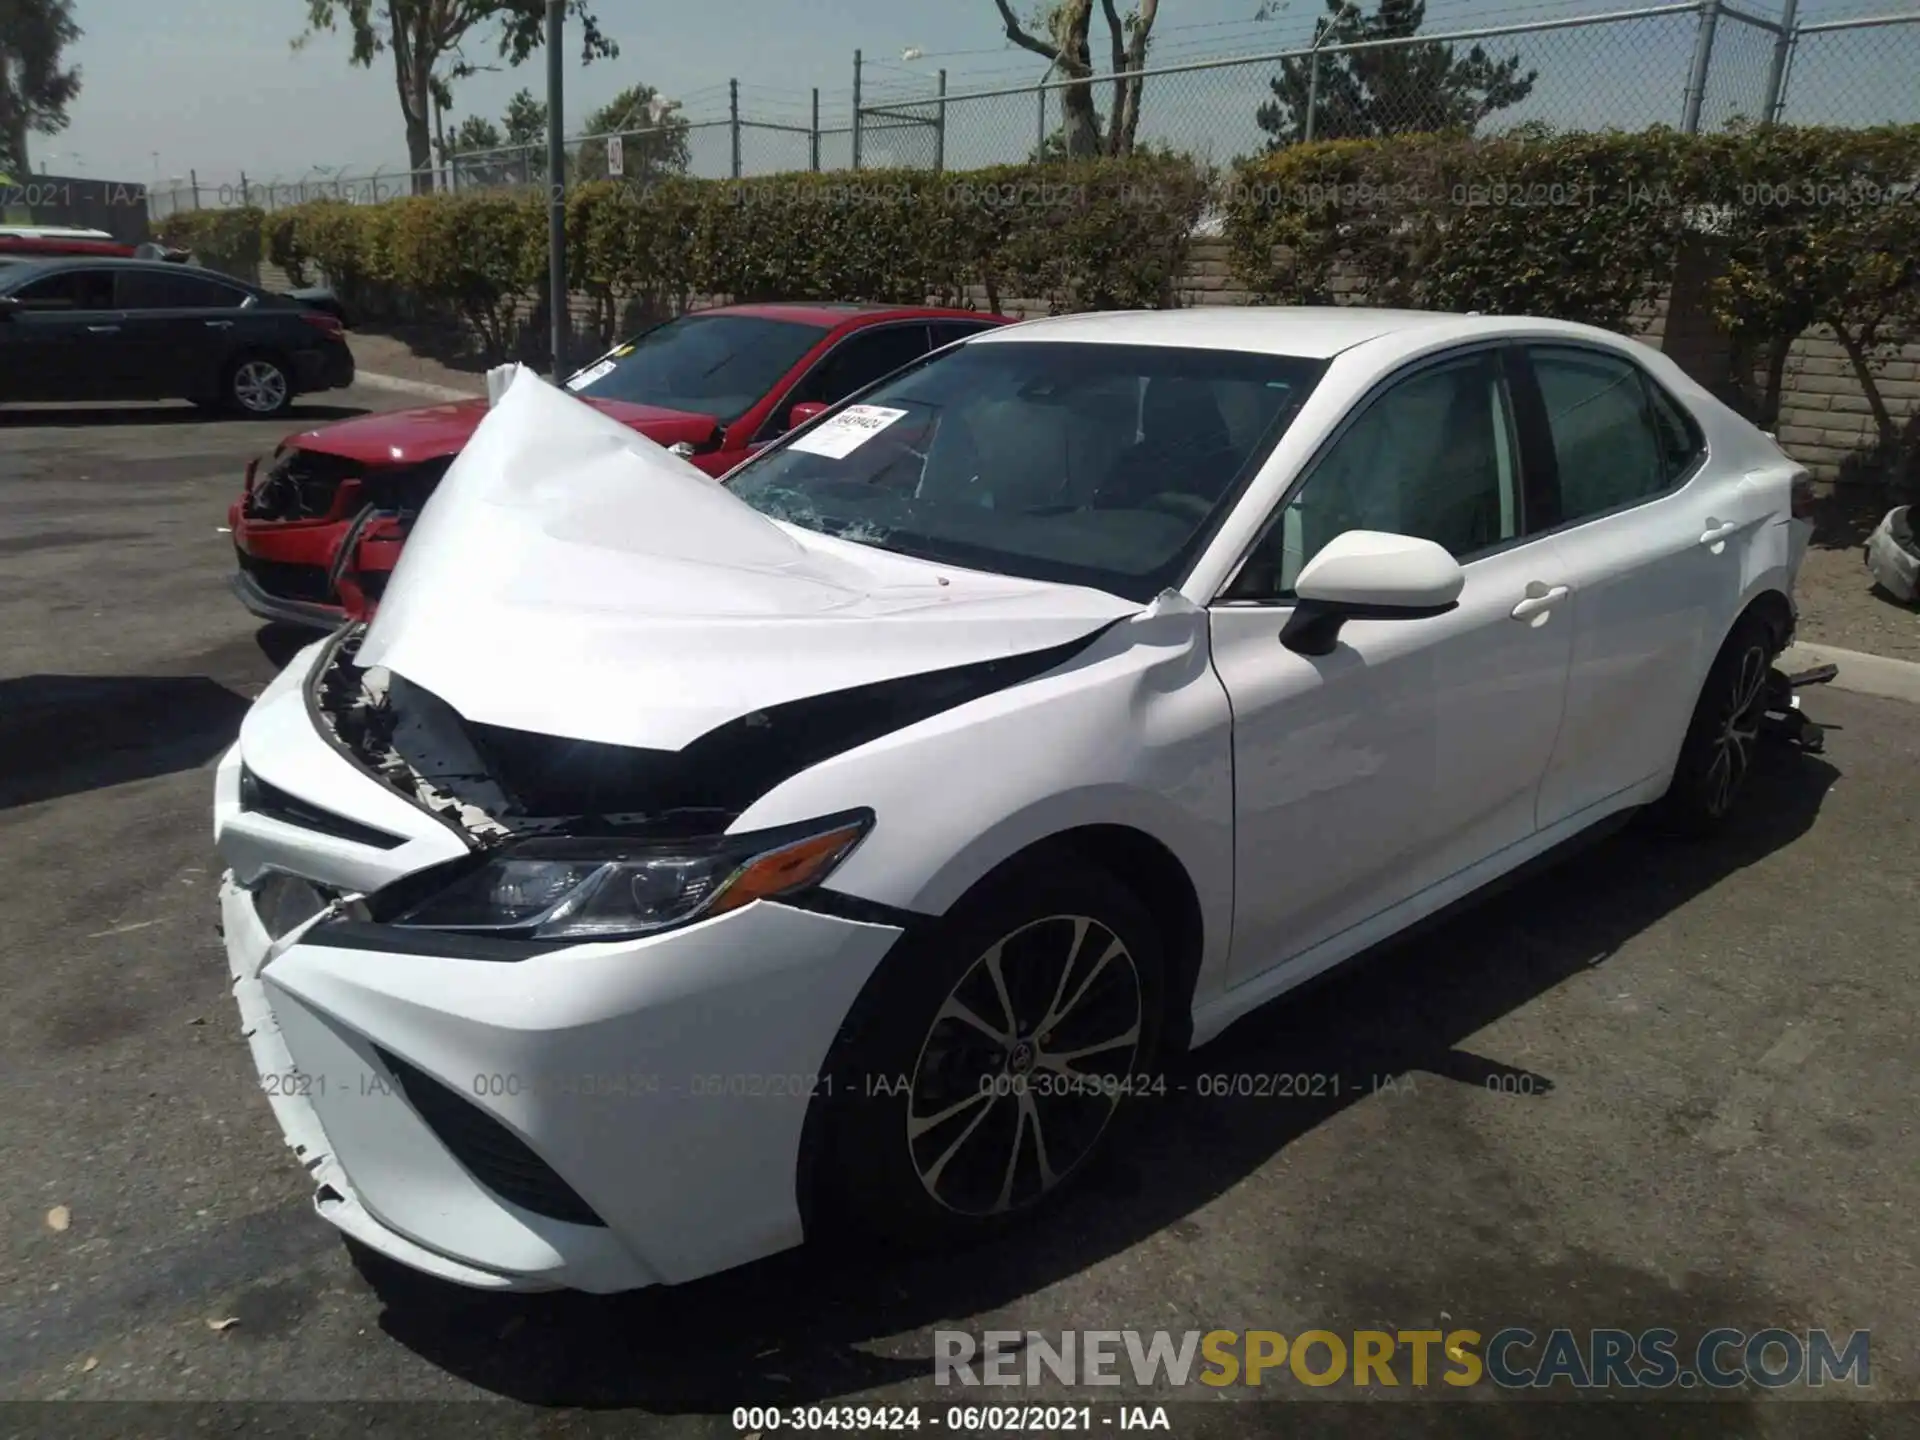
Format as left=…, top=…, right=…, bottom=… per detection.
left=992, top=0, right=1160, bottom=158
left=575, top=83, right=688, bottom=182
left=297, top=2, right=617, bottom=194
left=501, top=85, right=546, bottom=146
left=1257, top=0, right=1534, bottom=147
left=0, top=0, right=83, bottom=175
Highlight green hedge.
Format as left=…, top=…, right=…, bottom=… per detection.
left=1222, top=124, right=1920, bottom=438
left=154, top=205, right=267, bottom=278
left=233, top=156, right=1211, bottom=361
left=153, top=132, right=1919, bottom=460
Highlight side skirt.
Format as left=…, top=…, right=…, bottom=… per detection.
left=1188, top=776, right=1665, bottom=1050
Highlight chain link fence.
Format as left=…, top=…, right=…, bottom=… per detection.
left=149, top=3, right=1920, bottom=220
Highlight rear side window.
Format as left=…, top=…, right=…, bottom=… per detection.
left=1646, top=375, right=1706, bottom=484
left=930, top=320, right=996, bottom=348
left=1529, top=346, right=1688, bottom=524
left=117, top=269, right=250, bottom=310
left=757, top=323, right=935, bottom=441
left=790, top=325, right=933, bottom=407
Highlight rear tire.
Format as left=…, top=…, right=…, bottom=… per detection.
left=809, top=855, right=1165, bottom=1249
left=1651, top=613, right=1775, bottom=836
left=225, top=353, right=295, bottom=417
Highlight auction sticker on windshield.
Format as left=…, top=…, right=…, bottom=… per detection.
left=788, top=404, right=909, bottom=459
left=566, top=358, right=618, bottom=391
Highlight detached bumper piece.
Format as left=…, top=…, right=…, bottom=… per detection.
left=1759, top=664, right=1836, bottom=755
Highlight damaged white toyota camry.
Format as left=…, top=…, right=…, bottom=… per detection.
left=215, top=308, right=1813, bottom=1293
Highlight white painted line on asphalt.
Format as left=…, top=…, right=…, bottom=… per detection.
left=353, top=370, right=484, bottom=402
left=1782, top=641, right=1920, bottom=706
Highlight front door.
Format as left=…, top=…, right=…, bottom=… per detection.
left=3, top=267, right=125, bottom=400
left=1211, top=347, right=1574, bottom=982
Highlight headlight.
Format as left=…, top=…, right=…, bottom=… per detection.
left=388, top=812, right=871, bottom=942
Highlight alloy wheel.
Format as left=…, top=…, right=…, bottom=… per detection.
left=906, top=914, right=1144, bottom=1216
left=1704, top=644, right=1770, bottom=819
left=233, top=360, right=290, bottom=414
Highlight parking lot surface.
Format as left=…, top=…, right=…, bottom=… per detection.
left=1, top=399, right=1915, bottom=1436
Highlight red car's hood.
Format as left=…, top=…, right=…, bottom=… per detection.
left=287, top=396, right=721, bottom=464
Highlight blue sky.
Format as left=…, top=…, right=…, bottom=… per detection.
left=31, top=0, right=1908, bottom=188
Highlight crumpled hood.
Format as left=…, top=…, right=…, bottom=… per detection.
left=354, top=368, right=1140, bottom=752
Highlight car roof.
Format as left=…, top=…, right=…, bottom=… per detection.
left=969, top=306, right=1491, bottom=360
left=706, top=301, right=1003, bottom=329
left=0, top=225, right=117, bottom=240
left=0, top=256, right=262, bottom=287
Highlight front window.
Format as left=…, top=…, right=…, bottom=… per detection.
left=564, top=313, right=829, bottom=423
left=725, top=340, right=1326, bottom=602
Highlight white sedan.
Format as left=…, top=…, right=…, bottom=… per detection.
left=214, top=308, right=1813, bottom=1293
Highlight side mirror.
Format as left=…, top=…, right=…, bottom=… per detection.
left=789, top=401, right=829, bottom=431
left=1281, top=530, right=1464, bottom=656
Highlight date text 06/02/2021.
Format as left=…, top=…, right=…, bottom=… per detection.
left=732, top=1405, right=1171, bottom=1432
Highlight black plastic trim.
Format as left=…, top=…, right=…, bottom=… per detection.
left=779, top=887, right=930, bottom=930
left=303, top=917, right=568, bottom=961
left=373, top=1048, right=605, bottom=1227
left=230, top=570, right=344, bottom=632
left=1280, top=597, right=1461, bottom=656
left=240, top=765, right=406, bottom=850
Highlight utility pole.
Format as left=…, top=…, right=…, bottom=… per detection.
left=852, top=49, right=864, bottom=171
left=1681, top=0, right=1723, bottom=134
left=1763, top=0, right=1800, bottom=123
left=546, top=0, right=568, bottom=380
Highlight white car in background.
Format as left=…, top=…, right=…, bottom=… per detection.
left=214, top=308, right=1814, bottom=1294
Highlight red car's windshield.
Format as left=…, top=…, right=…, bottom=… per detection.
left=563, top=313, right=828, bottom=422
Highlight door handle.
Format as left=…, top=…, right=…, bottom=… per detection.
left=86, top=324, right=120, bottom=334
left=1511, top=585, right=1570, bottom=621
left=205, top=319, right=234, bottom=330
left=1701, top=520, right=1739, bottom=546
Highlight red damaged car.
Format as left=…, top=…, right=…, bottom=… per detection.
left=228, top=302, right=1008, bottom=628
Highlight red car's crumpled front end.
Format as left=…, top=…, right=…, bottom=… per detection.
left=228, top=396, right=722, bottom=628
left=229, top=446, right=451, bottom=629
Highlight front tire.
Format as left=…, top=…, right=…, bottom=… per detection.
left=225, top=353, right=295, bottom=417
left=1652, top=613, right=1775, bottom=835
left=811, top=855, right=1165, bottom=1248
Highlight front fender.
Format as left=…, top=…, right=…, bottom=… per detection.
left=729, top=603, right=1237, bottom=1009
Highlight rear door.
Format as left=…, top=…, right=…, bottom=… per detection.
left=1516, top=343, right=1740, bottom=828
left=2, top=267, right=125, bottom=400
left=115, top=267, right=255, bottom=399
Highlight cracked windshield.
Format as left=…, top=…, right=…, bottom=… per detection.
left=728, top=340, right=1323, bottom=599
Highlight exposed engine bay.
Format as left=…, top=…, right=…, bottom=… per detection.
left=245, top=450, right=451, bottom=525
left=306, top=622, right=1104, bottom=849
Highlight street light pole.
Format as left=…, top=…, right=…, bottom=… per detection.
left=546, top=0, right=568, bottom=381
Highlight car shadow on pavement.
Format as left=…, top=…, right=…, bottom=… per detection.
left=0, top=403, right=368, bottom=428
left=255, top=622, right=326, bottom=670
left=0, top=674, right=250, bottom=810
left=359, top=744, right=1843, bottom=1425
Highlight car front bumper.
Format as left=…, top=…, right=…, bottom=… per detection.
left=214, top=736, right=903, bottom=1293
left=230, top=570, right=347, bottom=630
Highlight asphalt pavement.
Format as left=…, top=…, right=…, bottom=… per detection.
left=1, top=396, right=1915, bottom=1438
